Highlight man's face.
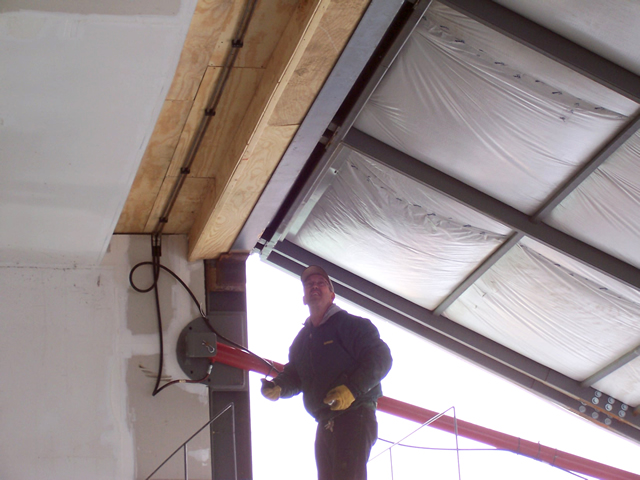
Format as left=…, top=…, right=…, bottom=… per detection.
left=302, top=273, right=335, bottom=309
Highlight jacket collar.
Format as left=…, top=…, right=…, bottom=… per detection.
left=305, top=303, right=343, bottom=327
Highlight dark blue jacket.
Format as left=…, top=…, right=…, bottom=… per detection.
left=274, top=309, right=392, bottom=421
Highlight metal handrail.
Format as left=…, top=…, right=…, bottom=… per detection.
left=145, top=402, right=237, bottom=480
left=370, top=406, right=462, bottom=480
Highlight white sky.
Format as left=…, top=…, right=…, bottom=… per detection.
left=245, top=253, right=640, bottom=480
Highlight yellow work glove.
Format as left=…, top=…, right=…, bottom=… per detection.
left=323, top=385, right=355, bottom=411
left=260, top=379, right=281, bottom=401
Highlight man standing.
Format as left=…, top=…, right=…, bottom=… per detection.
left=261, top=265, right=392, bottom=480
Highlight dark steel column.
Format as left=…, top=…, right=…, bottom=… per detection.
left=206, top=253, right=252, bottom=480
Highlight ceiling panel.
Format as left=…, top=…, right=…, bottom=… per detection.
left=289, top=147, right=511, bottom=310
left=444, top=237, right=640, bottom=391
left=493, top=0, right=640, bottom=76
left=354, top=2, right=636, bottom=215
left=545, top=131, right=640, bottom=269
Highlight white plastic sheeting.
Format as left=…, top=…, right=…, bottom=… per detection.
left=354, top=2, right=636, bottom=215
left=445, top=237, right=640, bottom=405
left=290, top=147, right=511, bottom=310
left=493, top=0, right=640, bottom=76
left=545, top=131, right=640, bottom=269
left=283, top=0, right=640, bottom=418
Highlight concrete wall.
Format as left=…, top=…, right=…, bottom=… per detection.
left=0, top=235, right=210, bottom=480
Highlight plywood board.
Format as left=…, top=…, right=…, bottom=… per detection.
left=189, top=124, right=297, bottom=254
left=269, top=0, right=370, bottom=126
left=226, top=0, right=299, bottom=69
left=167, top=0, right=242, bottom=102
left=188, top=0, right=332, bottom=260
left=167, top=66, right=222, bottom=178
left=188, top=67, right=264, bottom=178
left=116, top=99, right=191, bottom=232
left=144, top=176, right=215, bottom=234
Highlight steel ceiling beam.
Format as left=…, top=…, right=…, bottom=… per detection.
left=532, top=113, right=640, bottom=221
left=440, top=0, right=640, bottom=104
left=257, top=0, right=435, bottom=255
left=434, top=114, right=640, bottom=314
left=265, top=241, right=640, bottom=443
left=344, top=128, right=640, bottom=292
left=232, top=0, right=407, bottom=252
left=433, top=232, right=523, bottom=315
left=581, top=344, right=640, bottom=389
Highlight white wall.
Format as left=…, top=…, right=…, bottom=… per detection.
left=0, top=235, right=209, bottom=480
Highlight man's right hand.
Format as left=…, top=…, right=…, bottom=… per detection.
left=260, top=378, right=281, bottom=401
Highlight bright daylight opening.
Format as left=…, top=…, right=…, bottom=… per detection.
left=246, top=254, right=640, bottom=480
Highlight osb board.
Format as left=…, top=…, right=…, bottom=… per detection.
left=188, top=0, right=332, bottom=260
left=167, top=0, right=242, bottom=102
left=186, top=67, right=265, bottom=178
left=117, top=0, right=294, bottom=234
left=144, top=177, right=215, bottom=234
left=166, top=65, right=222, bottom=178
left=210, top=0, right=299, bottom=69
left=212, top=0, right=332, bottom=188
left=269, top=0, right=370, bottom=126
left=116, top=99, right=191, bottom=232
left=189, top=124, right=297, bottom=253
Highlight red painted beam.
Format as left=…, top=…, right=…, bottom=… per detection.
left=377, top=396, right=639, bottom=480
left=212, top=343, right=639, bottom=480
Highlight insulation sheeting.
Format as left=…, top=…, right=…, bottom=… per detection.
left=493, top=0, right=640, bottom=76
left=545, top=131, right=640, bottom=269
left=289, top=148, right=511, bottom=310
left=444, top=237, right=640, bottom=401
left=354, top=2, right=636, bottom=215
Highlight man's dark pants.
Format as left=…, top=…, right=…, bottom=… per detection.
left=315, top=406, right=378, bottom=480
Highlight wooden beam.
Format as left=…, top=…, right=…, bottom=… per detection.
left=118, top=0, right=301, bottom=235
left=187, top=67, right=265, bottom=179
left=167, top=0, right=241, bottom=102
left=117, top=0, right=371, bottom=252
left=146, top=177, right=215, bottom=234
left=116, top=0, right=243, bottom=233
left=270, top=0, right=369, bottom=126
left=115, top=99, right=191, bottom=232
left=188, top=0, right=371, bottom=260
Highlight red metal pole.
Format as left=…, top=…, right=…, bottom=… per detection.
left=377, top=396, right=639, bottom=480
left=212, top=343, right=640, bottom=480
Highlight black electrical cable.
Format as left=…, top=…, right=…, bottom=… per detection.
left=376, top=439, right=589, bottom=480
left=154, top=363, right=215, bottom=395
left=129, top=235, right=281, bottom=395
left=129, top=235, right=170, bottom=396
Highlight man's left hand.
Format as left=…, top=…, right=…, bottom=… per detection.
left=323, top=385, right=355, bottom=411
